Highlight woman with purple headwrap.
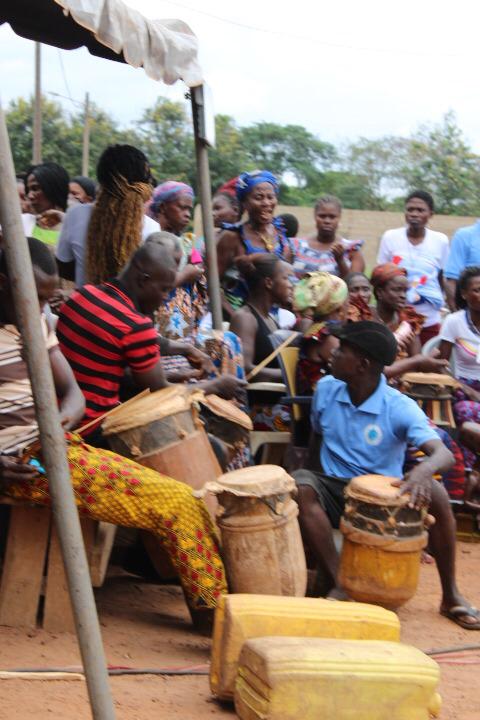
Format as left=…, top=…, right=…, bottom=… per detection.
left=147, top=181, right=202, bottom=283
left=216, top=170, right=293, bottom=318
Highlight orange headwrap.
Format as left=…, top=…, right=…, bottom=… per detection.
left=370, top=263, right=407, bottom=288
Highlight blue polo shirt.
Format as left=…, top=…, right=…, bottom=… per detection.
left=311, top=375, right=438, bottom=480
left=444, top=221, right=480, bottom=280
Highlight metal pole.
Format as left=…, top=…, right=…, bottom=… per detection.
left=190, top=86, right=223, bottom=330
left=82, top=92, right=90, bottom=176
left=0, top=101, right=115, bottom=720
left=33, top=42, right=42, bottom=163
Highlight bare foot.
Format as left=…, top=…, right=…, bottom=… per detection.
left=326, top=587, right=349, bottom=601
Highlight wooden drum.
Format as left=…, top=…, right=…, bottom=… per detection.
left=399, top=372, right=458, bottom=428
left=204, top=465, right=307, bottom=597
left=102, top=386, right=221, bottom=516
left=199, top=394, right=252, bottom=465
left=338, top=475, right=428, bottom=609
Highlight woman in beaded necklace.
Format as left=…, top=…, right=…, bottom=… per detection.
left=216, top=170, right=293, bottom=318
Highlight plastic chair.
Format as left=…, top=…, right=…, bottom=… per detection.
left=421, top=334, right=456, bottom=375
left=247, top=330, right=296, bottom=462
left=268, top=331, right=312, bottom=449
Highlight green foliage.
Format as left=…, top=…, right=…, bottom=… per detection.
left=400, top=111, right=480, bottom=215
left=6, top=96, right=129, bottom=177
left=134, top=97, right=195, bottom=187
left=242, top=122, right=336, bottom=187
left=6, top=97, right=480, bottom=215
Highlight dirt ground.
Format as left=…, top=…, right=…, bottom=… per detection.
left=0, top=543, right=479, bottom=720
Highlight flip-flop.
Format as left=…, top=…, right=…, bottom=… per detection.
left=440, top=605, right=480, bottom=630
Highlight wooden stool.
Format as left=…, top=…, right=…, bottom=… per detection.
left=0, top=497, right=116, bottom=632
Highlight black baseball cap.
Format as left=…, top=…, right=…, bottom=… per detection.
left=331, top=321, right=398, bottom=366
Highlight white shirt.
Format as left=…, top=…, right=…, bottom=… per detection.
left=377, top=227, right=449, bottom=327
left=440, top=309, right=480, bottom=380
left=55, top=203, right=160, bottom=287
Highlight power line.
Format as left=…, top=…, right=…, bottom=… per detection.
left=57, top=49, right=74, bottom=102
left=160, top=0, right=460, bottom=58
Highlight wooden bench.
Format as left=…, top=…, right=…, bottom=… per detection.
left=0, top=497, right=116, bottom=632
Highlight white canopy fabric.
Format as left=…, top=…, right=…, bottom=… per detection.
left=55, top=0, right=203, bottom=86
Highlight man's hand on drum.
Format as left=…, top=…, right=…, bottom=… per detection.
left=185, top=346, right=216, bottom=377
left=399, top=464, right=434, bottom=509
left=415, top=351, right=449, bottom=374
left=0, top=455, right=40, bottom=483
left=205, top=374, right=247, bottom=400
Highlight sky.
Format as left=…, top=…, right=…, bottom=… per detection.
left=2, top=0, right=480, bottom=150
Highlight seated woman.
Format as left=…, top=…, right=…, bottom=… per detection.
left=23, top=162, right=69, bottom=246
left=346, top=271, right=374, bottom=321
left=229, top=254, right=293, bottom=431
left=147, top=180, right=202, bottom=286
left=371, top=263, right=465, bottom=501
left=0, top=237, right=226, bottom=631
left=294, top=272, right=349, bottom=396
left=370, top=263, right=447, bottom=378
left=292, top=196, right=365, bottom=280
left=216, top=170, right=293, bottom=317
left=212, top=189, right=242, bottom=229
left=439, top=267, right=480, bottom=474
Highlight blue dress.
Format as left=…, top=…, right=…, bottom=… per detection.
left=221, top=218, right=291, bottom=309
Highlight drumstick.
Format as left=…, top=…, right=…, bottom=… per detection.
left=246, top=331, right=298, bottom=381
left=75, top=389, right=151, bottom=435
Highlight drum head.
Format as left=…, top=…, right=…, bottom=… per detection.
left=199, top=394, right=253, bottom=431
left=347, top=474, right=407, bottom=506
left=103, top=385, right=200, bottom=435
left=210, top=465, right=295, bottom=497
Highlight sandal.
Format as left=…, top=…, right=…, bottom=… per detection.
left=440, top=605, right=480, bottom=630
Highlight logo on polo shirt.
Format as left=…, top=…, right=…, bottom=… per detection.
left=364, top=423, right=383, bottom=446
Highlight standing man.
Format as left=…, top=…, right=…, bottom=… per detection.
left=444, top=220, right=480, bottom=311
left=377, top=190, right=449, bottom=345
left=294, top=321, right=480, bottom=630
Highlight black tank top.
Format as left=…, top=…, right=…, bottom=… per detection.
left=247, top=304, right=280, bottom=368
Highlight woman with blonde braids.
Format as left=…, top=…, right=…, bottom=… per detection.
left=56, top=145, right=159, bottom=287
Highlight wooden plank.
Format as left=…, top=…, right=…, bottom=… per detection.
left=90, top=522, right=117, bottom=588
left=43, top=518, right=95, bottom=633
left=0, top=505, right=50, bottom=628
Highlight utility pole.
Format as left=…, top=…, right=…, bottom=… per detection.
left=82, top=92, right=90, bottom=176
left=33, top=42, right=42, bottom=163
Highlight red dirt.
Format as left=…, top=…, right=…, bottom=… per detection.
left=1, top=542, right=479, bottom=719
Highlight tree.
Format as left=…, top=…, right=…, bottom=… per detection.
left=135, top=97, right=195, bottom=187
left=208, top=114, right=253, bottom=191
left=241, top=122, right=336, bottom=189
left=69, top=103, right=130, bottom=177
left=341, top=136, right=410, bottom=209
left=6, top=96, right=75, bottom=175
left=402, top=111, right=480, bottom=215
left=6, top=96, right=127, bottom=178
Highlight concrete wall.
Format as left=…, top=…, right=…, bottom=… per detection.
left=275, top=206, right=477, bottom=270
left=194, top=205, right=476, bottom=271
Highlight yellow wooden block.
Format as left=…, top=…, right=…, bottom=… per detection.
left=210, top=593, right=400, bottom=700
left=235, top=637, right=441, bottom=720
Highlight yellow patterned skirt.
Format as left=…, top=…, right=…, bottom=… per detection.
left=4, top=434, right=227, bottom=610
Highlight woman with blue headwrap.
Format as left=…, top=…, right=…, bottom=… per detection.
left=216, top=170, right=293, bottom=317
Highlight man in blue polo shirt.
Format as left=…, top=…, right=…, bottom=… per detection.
left=444, top=220, right=480, bottom=310
left=294, top=320, right=480, bottom=629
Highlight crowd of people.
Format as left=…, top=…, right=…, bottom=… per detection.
left=1, top=144, right=480, bottom=632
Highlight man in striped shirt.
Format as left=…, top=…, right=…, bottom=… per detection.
left=57, top=242, right=241, bottom=440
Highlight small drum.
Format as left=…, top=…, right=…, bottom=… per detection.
left=199, top=394, right=252, bottom=465
left=102, top=386, right=221, bottom=517
left=399, top=372, right=458, bottom=428
left=203, top=465, right=307, bottom=597
left=338, top=475, right=429, bottom=609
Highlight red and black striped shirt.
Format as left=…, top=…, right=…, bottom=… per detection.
left=57, top=280, right=159, bottom=421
